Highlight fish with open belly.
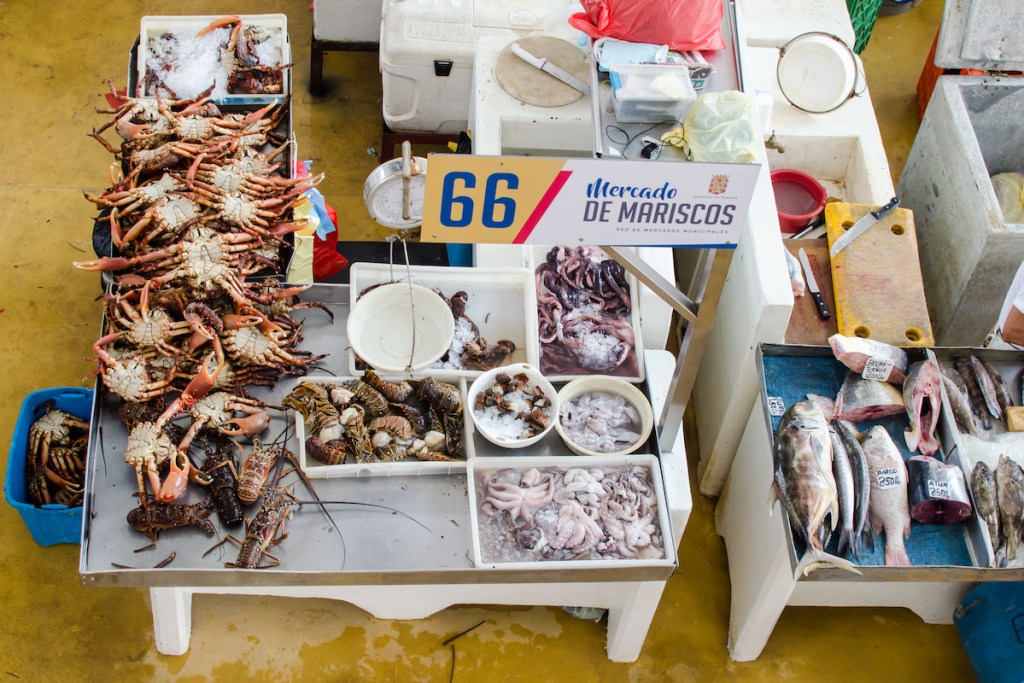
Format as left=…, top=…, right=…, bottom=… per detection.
left=863, top=426, right=912, bottom=566
left=903, top=359, right=942, bottom=456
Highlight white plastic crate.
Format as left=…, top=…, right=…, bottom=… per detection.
left=467, top=454, right=675, bottom=569
left=138, top=14, right=291, bottom=104
left=348, top=263, right=539, bottom=378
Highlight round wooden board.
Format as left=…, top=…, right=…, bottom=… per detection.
left=495, top=36, right=588, bottom=107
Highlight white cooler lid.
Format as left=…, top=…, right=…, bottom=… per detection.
left=936, top=0, right=1024, bottom=71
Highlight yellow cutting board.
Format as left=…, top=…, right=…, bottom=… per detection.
left=826, top=202, right=935, bottom=347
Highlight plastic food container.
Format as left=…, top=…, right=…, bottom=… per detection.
left=347, top=282, right=455, bottom=372
left=5, top=387, right=92, bottom=546
left=770, top=168, right=827, bottom=232
left=467, top=363, right=558, bottom=449
left=609, top=64, right=696, bottom=124
left=554, top=377, right=654, bottom=456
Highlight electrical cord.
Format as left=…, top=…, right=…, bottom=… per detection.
left=604, top=120, right=683, bottom=160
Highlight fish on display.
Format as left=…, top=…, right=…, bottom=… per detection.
left=770, top=402, right=839, bottom=561
left=955, top=357, right=991, bottom=430
left=834, top=419, right=873, bottom=559
left=996, top=454, right=1024, bottom=563
left=862, top=426, right=912, bottom=566
left=977, top=357, right=1011, bottom=418
left=906, top=455, right=972, bottom=524
left=829, top=421, right=856, bottom=558
left=806, top=393, right=836, bottom=421
left=834, top=371, right=906, bottom=421
left=970, top=356, right=1003, bottom=422
left=940, top=371, right=977, bottom=436
left=903, top=359, right=942, bottom=457
left=970, top=461, right=1001, bottom=567
left=828, top=334, right=908, bottom=384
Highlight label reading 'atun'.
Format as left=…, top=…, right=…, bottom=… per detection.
left=927, top=479, right=951, bottom=499
left=862, top=357, right=895, bottom=381
left=875, top=467, right=902, bottom=490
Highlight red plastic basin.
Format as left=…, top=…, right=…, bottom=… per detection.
left=771, top=168, right=827, bottom=233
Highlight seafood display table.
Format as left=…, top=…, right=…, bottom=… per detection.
left=79, top=285, right=690, bottom=662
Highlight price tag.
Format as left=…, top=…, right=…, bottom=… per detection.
left=927, top=479, right=951, bottom=500
left=862, top=356, right=895, bottom=381
left=767, top=396, right=786, bottom=417
left=875, top=467, right=902, bottom=490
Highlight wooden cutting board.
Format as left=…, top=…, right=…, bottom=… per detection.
left=784, top=238, right=838, bottom=345
left=495, top=36, right=588, bottom=107
left=826, top=202, right=935, bottom=347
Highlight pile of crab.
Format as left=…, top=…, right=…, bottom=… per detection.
left=70, top=83, right=334, bottom=537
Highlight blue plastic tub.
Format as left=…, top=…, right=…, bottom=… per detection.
left=954, top=582, right=1024, bottom=683
left=4, top=387, right=92, bottom=546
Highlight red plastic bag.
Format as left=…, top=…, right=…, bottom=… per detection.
left=313, top=226, right=348, bottom=281
left=570, top=0, right=724, bottom=52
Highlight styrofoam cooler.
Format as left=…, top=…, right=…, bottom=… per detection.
left=380, top=0, right=580, bottom=134
left=896, top=1, right=1024, bottom=346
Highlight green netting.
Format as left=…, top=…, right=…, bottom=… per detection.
left=846, top=0, right=884, bottom=53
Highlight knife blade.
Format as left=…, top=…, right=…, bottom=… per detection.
left=510, top=43, right=591, bottom=95
left=829, top=196, right=900, bottom=258
left=798, top=248, right=831, bottom=320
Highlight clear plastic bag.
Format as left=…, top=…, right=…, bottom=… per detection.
left=569, top=0, right=724, bottom=52
left=679, top=91, right=759, bottom=163
left=991, top=172, right=1024, bottom=223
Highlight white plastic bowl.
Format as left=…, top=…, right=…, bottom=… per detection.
left=777, top=32, right=858, bottom=114
left=554, top=377, right=654, bottom=456
left=347, top=283, right=455, bottom=372
left=467, top=363, right=558, bottom=449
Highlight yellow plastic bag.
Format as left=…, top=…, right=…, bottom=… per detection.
left=991, top=172, right=1024, bottom=223
left=663, top=91, right=758, bottom=163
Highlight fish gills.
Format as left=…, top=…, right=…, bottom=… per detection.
left=971, top=461, right=1001, bottom=567
left=862, top=426, right=912, bottom=567
left=771, top=402, right=837, bottom=554
left=996, top=455, right=1024, bottom=563
left=903, top=360, right=941, bottom=456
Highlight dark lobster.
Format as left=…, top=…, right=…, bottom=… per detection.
left=200, top=436, right=244, bottom=527
left=127, top=497, right=216, bottom=541
left=228, top=487, right=291, bottom=568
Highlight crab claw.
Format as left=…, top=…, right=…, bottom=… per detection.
left=196, top=14, right=240, bottom=37
left=219, top=410, right=271, bottom=436
left=222, top=313, right=263, bottom=330
left=156, top=451, right=190, bottom=502
left=157, top=352, right=225, bottom=423
left=74, top=256, right=134, bottom=271
left=269, top=218, right=309, bottom=237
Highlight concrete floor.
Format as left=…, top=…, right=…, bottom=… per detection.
left=0, top=1, right=976, bottom=681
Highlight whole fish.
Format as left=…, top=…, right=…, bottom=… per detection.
left=829, top=423, right=856, bottom=558
left=834, top=419, right=873, bottom=559
left=971, top=461, right=1001, bottom=567
left=906, top=455, right=972, bottom=524
left=996, top=454, right=1024, bottom=563
left=770, top=402, right=837, bottom=557
left=970, top=356, right=1003, bottom=421
left=977, top=358, right=1012, bottom=418
left=835, top=372, right=906, bottom=421
left=940, top=373, right=977, bottom=436
left=862, top=426, right=912, bottom=566
left=903, top=360, right=942, bottom=456
left=956, top=356, right=992, bottom=429
left=828, top=334, right=908, bottom=384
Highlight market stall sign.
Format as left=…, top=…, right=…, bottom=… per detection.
left=420, top=155, right=760, bottom=247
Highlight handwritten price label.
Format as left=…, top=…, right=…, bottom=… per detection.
left=875, top=467, right=903, bottom=490
left=862, top=357, right=895, bottom=381
left=767, top=396, right=786, bottom=417
left=927, top=479, right=951, bottom=500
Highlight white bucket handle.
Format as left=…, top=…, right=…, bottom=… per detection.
left=777, top=32, right=863, bottom=114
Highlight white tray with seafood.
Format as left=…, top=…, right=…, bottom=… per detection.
left=347, top=263, right=539, bottom=379
left=529, top=245, right=646, bottom=383
left=138, top=14, right=291, bottom=104
left=289, top=371, right=475, bottom=479
left=467, top=455, right=675, bottom=569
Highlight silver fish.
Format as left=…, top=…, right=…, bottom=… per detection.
left=996, top=454, right=1024, bottom=563
left=828, top=334, right=908, bottom=384
left=835, top=372, right=905, bottom=421
left=978, top=358, right=1012, bottom=419
left=940, top=373, right=977, bottom=436
left=903, top=360, right=942, bottom=456
left=829, top=423, right=856, bottom=558
left=970, top=356, right=1003, bottom=421
left=834, top=419, right=873, bottom=559
left=971, top=461, right=1001, bottom=567
left=863, top=426, right=912, bottom=567
left=770, top=402, right=837, bottom=557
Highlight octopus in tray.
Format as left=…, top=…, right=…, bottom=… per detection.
left=535, top=245, right=637, bottom=376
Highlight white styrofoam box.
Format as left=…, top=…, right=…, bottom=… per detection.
left=898, top=76, right=1024, bottom=346
left=380, top=0, right=580, bottom=133
left=735, top=0, right=855, bottom=49
left=139, top=14, right=290, bottom=104
left=348, top=263, right=539, bottom=378
left=314, top=0, right=383, bottom=44
left=528, top=245, right=646, bottom=384
left=292, top=373, right=474, bottom=478
left=467, top=454, right=676, bottom=569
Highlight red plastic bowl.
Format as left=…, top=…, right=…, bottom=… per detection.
left=770, top=168, right=827, bottom=233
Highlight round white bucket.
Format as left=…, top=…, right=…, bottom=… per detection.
left=777, top=32, right=860, bottom=114
left=347, top=283, right=455, bottom=372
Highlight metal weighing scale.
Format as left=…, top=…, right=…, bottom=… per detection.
left=363, top=141, right=427, bottom=231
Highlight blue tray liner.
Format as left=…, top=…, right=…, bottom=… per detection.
left=761, top=354, right=973, bottom=568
